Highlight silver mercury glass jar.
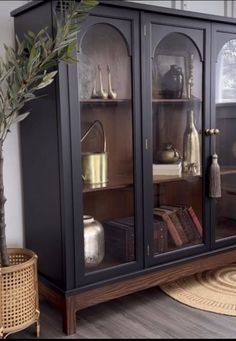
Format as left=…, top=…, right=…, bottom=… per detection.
left=83, top=215, right=105, bottom=268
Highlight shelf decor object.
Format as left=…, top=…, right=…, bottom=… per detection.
left=162, top=64, right=184, bottom=99
left=187, top=54, right=194, bottom=99
left=107, top=64, right=118, bottom=99
left=183, top=110, right=201, bottom=175
left=84, top=216, right=105, bottom=268
left=81, top=120, right=108, bottom=186
left=158, top=143, right=182, bottom=164
left=96, top=64, right=108, bottom=99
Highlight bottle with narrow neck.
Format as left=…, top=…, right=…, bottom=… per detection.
left=183, top=110, right=201, bottom=175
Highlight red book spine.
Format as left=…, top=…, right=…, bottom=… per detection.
left=188, top=207, right=203, bottom=238
left=154, top=210, right=183, bottom=247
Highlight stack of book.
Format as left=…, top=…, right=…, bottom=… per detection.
left=153, top=162, right=182, bottom=177
left=153, top=205, right=203, bottom=248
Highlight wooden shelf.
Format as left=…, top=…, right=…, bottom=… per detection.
left=216, top=101, right=236, bottom=107
left=155, top=239, right=202, bottom=255
left=83, top=176, right=134, bottom=193
left=85, top=255, right=126, bottom=273
left=153, top=174, right=202, bottom=184
left=216, top=217, right=236, bottom=240
left=83, top=174, right=201, bottom=192
left=221, top=167, right=236, bottom=175
left=152, top=97, right=202, bottom=104
left=80, top=99, right=131, bottom=105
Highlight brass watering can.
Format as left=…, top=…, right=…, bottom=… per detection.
left=81, top=120, right=108, bottom=185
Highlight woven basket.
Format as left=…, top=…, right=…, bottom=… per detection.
left=0, top=248, right=40, bottom=339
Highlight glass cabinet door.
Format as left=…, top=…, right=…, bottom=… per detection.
left=143, top=18, right=208, bottom=265
left=214, top=35, right=236, bottom=242
left=77, top=11, right=142, bottom=283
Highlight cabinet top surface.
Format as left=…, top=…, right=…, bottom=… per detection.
left=10, top=0, right=236, bottom=25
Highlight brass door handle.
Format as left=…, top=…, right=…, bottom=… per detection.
left=205, top=128, right=220, bottom=136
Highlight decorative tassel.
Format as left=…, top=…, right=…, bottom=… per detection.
left=209, top=154, right=221, bottom=198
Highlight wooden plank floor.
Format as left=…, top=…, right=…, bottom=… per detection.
left=11, top=287, right=236, bottom=339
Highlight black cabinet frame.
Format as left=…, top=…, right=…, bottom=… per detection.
left=12, top=0, right=236, bottom=335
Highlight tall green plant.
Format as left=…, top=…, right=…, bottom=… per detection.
left=0, top=0, right=98, bottom=267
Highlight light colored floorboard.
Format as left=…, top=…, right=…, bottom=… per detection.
left=10, top=287, right=236, bottom=339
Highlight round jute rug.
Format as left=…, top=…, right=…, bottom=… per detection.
left=161, top=264, right=236, bottom=316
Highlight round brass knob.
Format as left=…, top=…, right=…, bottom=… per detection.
left=214, top=128, right=220, bottom=135
left=205, top=129, right=215, bottom=136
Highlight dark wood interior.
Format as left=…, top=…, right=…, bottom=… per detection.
left=81, top=103, right=134, bottom=181
left=83, top=188, right=134, bottom=222
left=152, top=102, right=202, bottom=165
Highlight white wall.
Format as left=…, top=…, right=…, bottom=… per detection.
left=0, top=1, right=28, bottom=248
left=129, top=0, right=172, bottom=7
left=129, top=0, right=236, bottom=17
left=184, top=1, right=225, bottom=16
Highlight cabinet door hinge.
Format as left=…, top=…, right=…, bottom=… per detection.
left=144, top=24, right=147, bottom=36
left=145, top=139, right=148, bottom=150
left=147, top=244, right=150, bottom=257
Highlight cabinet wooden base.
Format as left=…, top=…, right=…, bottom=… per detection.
left=39, top=249, right=236, bottom=336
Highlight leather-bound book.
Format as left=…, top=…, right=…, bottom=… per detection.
left=177, top=208, right=200, bottom=242
left=158, top=207, right=188, bottom=244
left=154, top=208, right=183, bottom=247
left=153, top=217, right=168, bottom=253
left=161, top=205, right=200, bottom=242
left=187, top=207, right=203, bottom=238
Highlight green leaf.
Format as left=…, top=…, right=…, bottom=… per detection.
left=27, top=31, right=36, bottom=39
left=0, top=0, right=98, bottom=139
left=34, top=78, right=55, bottom=90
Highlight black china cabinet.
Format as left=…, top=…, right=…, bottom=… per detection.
left=12, top=0, right=236, bottom=335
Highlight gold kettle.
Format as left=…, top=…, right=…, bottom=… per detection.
left=158, top=143, right=181, bottom=164
left=81, top=120, right=108, bottom=186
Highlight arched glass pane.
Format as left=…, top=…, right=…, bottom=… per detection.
left=216, top=40, right=236, bottom=102
left=152, top=33, right=203, bottom=255
left=78, top=24, right=136, bottom=273
left=215, top=40, right=236, bottom=240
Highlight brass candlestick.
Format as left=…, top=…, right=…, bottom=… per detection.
left=187, top=54, right=194, bottom=99
left=97, top=64, right=108, bottom=99
left=107, top=65, right=117, bottom=99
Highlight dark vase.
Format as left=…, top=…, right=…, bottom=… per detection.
left=162, top=64, right=184, bottom=99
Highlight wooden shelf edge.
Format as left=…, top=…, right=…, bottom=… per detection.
left=152, top=97, right=202, bottom=104
left=83, top=174, right=202, bottom=192
left=221, top=168, right=236, bottom=175
left=83, top=178, right=134, bottom=193
left=80, top=99, right=131, bottom=104
left=153, top=174, right=202, bottom=184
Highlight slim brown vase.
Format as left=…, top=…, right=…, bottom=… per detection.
left=0, top=248, right=40, bottom=339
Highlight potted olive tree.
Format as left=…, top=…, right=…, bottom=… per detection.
left=0, top=0, right=97, bottom=338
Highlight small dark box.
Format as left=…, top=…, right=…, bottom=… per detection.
left=103, top=217, right=135, bottom=262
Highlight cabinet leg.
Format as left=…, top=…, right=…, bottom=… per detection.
left=36, top=320, right=40, bottom=338
left=63, top=297, right=76, bottom=336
